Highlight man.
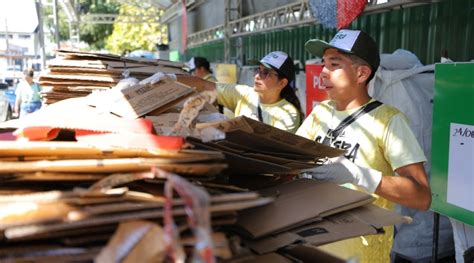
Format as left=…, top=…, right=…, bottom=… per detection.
left=296, top=29, right=431, bottom=262
left=14, top=68, right=42, bottom=117
left=187, top=57, right=217, bottom=82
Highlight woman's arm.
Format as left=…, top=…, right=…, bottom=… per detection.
left=176, top=75, right=216, bottom=92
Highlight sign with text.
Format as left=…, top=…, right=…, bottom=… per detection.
left=216, top=64, right=237, bottom=84
left=305, top=64, right=327, bottom=116
left=447, top=123, right=474, bottom=212
left=431, top=63, right=474, bottom=226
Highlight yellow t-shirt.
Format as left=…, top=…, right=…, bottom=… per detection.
left=217, top=83, right=301, bottom=133
left=296, top=99, right=426, bottom=263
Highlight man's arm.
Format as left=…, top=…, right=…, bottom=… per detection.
left=376, top=162, right=431, bottom=210
left=300, top=158, right=431, bottom=211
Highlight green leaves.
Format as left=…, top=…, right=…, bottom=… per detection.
left=105, top=3, right=167, bottom=55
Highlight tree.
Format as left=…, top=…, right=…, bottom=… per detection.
left=43, top=3, right=70, bottom=42
left=78, top=0, right=119, bottom=50
left=43, top=0, right=119, bottom=50
left=105, top=1, right=167, bottom=55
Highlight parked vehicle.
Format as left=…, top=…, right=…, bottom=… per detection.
left=0, top=83, right=13, bottom=122
left=2, top=65, right=22, bottom=87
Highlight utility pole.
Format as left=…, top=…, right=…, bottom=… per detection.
left=53, top=0, right=60, bottom=50
left=35, top=0, right=46, bottom=70
left=4, top=18, right=10, bottom=66
left=224, top=0, right=231, bottom=63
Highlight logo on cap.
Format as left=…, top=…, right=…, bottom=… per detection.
left=261, top=51, right=288, bottom=69
left=334, top=33, right=347, bottom=40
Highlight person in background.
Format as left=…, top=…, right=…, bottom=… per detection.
left=187, top=56, right=235, bottom=117
left=14, top=68, right=42, bottom=117
left=450, top=219, right=474, bottom=262
left=177, top=51, right=303, bottom=133
left=188, top=57, right=217, bottom=82
left=296, top=29, right=431, bottom=262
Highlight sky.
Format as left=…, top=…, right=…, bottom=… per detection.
left=0, top=0, right=39, bottom=33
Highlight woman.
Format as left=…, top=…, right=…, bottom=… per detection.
left=178, top=51, right=303, bottom=133
left=14, top=68, right=42, bottom=117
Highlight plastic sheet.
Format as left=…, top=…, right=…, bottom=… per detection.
left=163, top=170, right=214, bottom=263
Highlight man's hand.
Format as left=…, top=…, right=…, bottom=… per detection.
left=300, top=156, right=382, bottom=193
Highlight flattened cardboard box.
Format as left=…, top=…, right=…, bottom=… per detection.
left=234, top=179, right=374, bottom=239
left=196, top=116, right=343, bottom=160
left=48, top=59, right=185, bottom=75
left=39, top=69, right=120, bottom=83
left=56, top=49, right=185, bottom=68
left=246, top=203, right=409, bottom=254
left=90, top=80, right=195, bottom=119
left=186, top=137, right=292, bottom=175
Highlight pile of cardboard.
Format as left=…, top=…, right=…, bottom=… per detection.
left=39, top=50, right=186, bottom=104
left=0, top=64, right=410, bottom=261
left=0, top=145, right=272, bottom=261
left=0, top=75, right=247, bottom=260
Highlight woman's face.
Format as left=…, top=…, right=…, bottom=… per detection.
left=253, top=66, right=286, bottom=94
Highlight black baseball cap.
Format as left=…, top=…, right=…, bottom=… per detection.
left=188, top=57, right=211, bottom=72
left=305, top=29, right=380, bottom=75
left=252, top=51, right=295, bottom=83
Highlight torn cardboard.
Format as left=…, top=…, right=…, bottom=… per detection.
left=245, top=203, right=409, bottom=254
left=235, top=179, right=374, bottom=239
left=95, top=221, right=166, bottom=263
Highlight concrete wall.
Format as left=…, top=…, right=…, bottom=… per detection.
left=191, top=0, right=226, bottom=32
left=168, top=0, right=226, bottom=51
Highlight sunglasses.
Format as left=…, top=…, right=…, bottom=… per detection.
left=254, top=67, right=278, bottom=80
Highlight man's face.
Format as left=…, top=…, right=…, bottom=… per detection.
left=23, top=74, right=33, bottom=83
left=320, top=48, right=360, bottom=101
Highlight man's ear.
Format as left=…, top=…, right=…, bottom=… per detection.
left=357, top=65, right=372, bottom=84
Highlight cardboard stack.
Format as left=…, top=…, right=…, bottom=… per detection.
left=0, top=74, right=249, bottom=261
left=0, top=61, right=410, bottom=261
left=0, top=153, right=272, bottom=261
left=39, top=50, right=186, bottom=104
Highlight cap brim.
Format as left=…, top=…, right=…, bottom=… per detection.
left=248, top=59, right=276, bottom=70
left=305, top=39, right=354, bottom=58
